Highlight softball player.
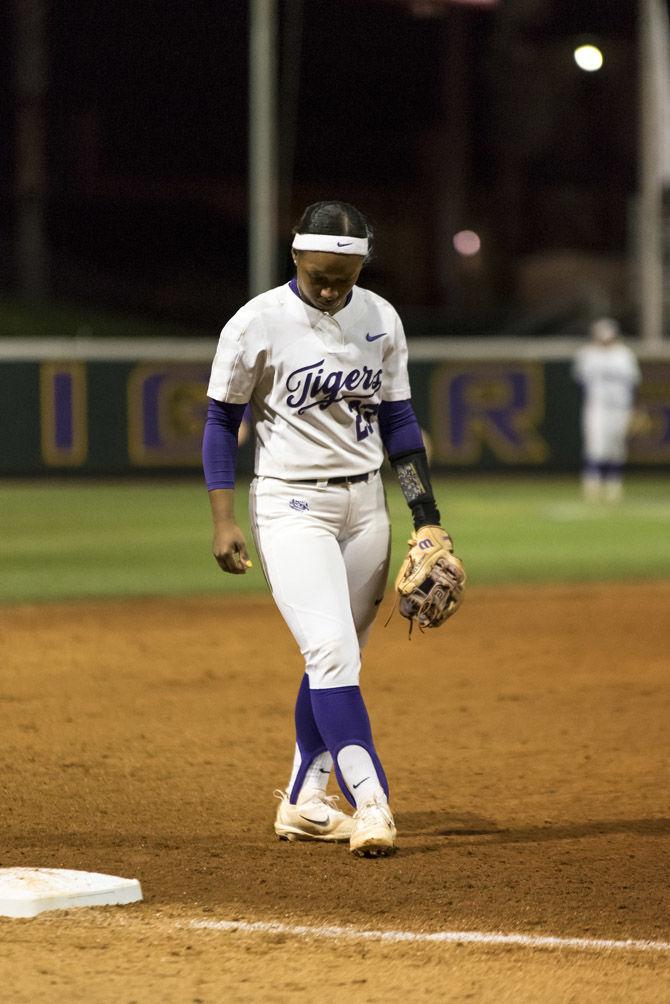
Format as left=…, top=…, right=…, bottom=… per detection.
left=203, top=201, right=444, bottom=856
left=573, top=318, right=641, bottom=502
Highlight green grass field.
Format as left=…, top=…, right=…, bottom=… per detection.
left=1, top=475, right=668, bottom=603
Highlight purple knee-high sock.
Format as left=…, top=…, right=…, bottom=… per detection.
left=309, top=685, right=389, bottom=808
left=288, top=673, right=328, bottom=804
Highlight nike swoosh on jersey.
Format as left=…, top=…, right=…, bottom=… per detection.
left=365, top=332, right=387, bottom=342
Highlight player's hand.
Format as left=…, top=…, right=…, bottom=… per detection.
left=211, top=519, right=253, bottom=575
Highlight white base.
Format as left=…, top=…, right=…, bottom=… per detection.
left=0, top=868, right=143, bottom=918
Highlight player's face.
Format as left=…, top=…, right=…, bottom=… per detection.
left=293, top=250, right=365, bottom=314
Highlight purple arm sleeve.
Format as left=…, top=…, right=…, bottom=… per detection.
left=378, top=399, right=424, bottom=459
left=202, top=399, right=247, bottom=490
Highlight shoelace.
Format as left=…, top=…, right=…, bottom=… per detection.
left=313, top=793, right=341, bottom=809
left=272, top=788, right=342, bottom=809
left=354, top=798, right=390, bottom=823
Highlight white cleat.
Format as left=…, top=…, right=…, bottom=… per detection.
left=273, top=789, right=355, bottom=843
left=350, top=794, right=397, bottom=858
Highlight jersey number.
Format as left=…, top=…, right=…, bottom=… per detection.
left=348, top=400, right=379, bottom=442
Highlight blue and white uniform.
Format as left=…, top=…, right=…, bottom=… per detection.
left=207, top=277, right=413, bottom=691
left=572, top=321, right=641, bottom=502
left=573, top=341, right=640, bottom=464
left=204, top=249, right=425, bottom=839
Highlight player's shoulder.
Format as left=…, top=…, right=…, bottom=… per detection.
left=236, top=284, right=290, bottom=318
left=221, top=284, right=292, bottom=335
left=353, top=285, right=403, bottom=329
left=354, top=284, right=398, bottom=312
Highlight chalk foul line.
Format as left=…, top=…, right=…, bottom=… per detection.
left=188, top=918, right=670, bottom=955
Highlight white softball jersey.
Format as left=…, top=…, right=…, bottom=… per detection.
left=573, top=344, right=641, bottom=410
left=206, top=282, right=411, bottom=479
left=573, top=343, right=641, bottom=463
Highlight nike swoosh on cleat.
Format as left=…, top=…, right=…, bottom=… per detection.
left=299, top=814, right=330, bottom=826
left=365, top=332, right=387, bottom=342
left=352, top=777, right=370, bottom=789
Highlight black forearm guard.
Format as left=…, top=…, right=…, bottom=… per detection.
left=389, top=448, right=441, bottom=530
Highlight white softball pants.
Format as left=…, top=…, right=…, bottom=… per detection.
left=249, top=472, right=391, bottom=689
left=583, top=404, right=631, bottom=464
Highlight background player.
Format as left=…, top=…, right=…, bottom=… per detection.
left=202, top=200, right=458, bottom=857
left=572, top=317, right=641, bottom=502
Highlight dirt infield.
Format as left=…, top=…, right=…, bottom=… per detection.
left=1, top=582, right=669, bottom=1002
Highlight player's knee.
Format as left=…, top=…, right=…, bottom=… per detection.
left=305, top=637, right=360, bottom=688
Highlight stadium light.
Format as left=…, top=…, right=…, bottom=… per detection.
left=452, top=230, right=481, bottom=256
left=573, top=44, right=604, bottom=72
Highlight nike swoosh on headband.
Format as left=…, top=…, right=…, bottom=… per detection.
left=337, top=241, right=353, bottom=247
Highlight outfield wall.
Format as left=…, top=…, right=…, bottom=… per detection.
left=1, top=337, right=669, bottom=474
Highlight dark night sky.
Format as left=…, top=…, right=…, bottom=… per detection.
left=1, top=0, right=643, bottom=333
